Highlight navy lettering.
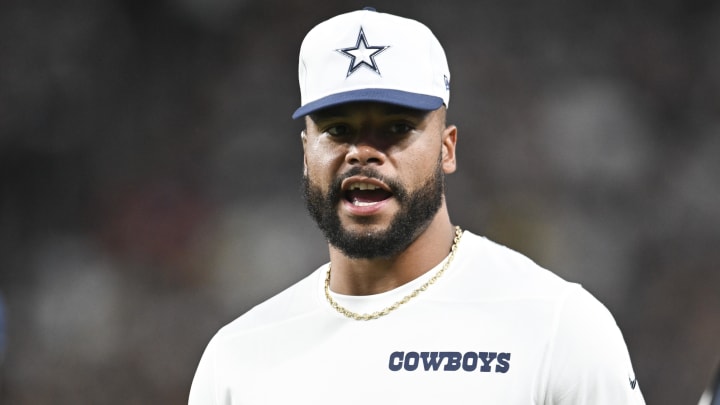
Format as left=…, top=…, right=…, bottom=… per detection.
left=387, top=350, right=512, bottom=373
left=495, top=352, right=511, bottom=373
left=478, top=352, right=498, bottom=372
left=442, top=352, right=462, bottom=371
left=462, top=352, right=478, bottom=371
left=389, top=351, right=404, bottom=371
left=420, top=352, right=443, bottom=371
left=404, top=351, right=419, bottom=371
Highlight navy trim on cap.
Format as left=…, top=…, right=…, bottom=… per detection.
left=292, top=88, right=444, bottom=119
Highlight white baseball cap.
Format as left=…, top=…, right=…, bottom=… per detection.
left=292, top=7, right=450, bottom=119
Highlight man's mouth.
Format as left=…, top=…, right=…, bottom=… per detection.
left=343, top=181, right=393, bottom=207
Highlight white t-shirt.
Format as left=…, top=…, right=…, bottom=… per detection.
left=189, top=231, right=645, bottom=404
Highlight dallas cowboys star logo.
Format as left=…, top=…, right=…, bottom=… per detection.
left=337, top=27, right=390, bottom=77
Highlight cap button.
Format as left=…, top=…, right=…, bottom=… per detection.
left=363, top=7, right=377, bottom=12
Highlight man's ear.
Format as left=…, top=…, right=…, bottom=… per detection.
left=441, top=125, right=458, bottom=174
left=301, top=130, right=308, bottom=176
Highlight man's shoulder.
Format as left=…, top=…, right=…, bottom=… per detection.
left=455, top=231, right=620, bottom=333
left=453, top=231, right=574, bottom=298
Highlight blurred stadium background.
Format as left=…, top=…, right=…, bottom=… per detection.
left=1, top=0, right=719, bottom=403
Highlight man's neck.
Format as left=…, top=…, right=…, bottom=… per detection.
left=326, top=211, right=456, bottom=296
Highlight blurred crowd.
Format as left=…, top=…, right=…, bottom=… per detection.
left=0, top=0, right=718, bottom=404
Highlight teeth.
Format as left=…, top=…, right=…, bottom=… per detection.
left=353, top=200, right=378, bottom=207
left=349, top=182, right=380, bottom=191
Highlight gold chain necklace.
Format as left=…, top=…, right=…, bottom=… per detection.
left=324, top=226, right=463, bottom=321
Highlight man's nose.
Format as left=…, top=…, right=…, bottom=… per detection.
left=345, top=143, right=385, bottom=166
left=344, top=132, right=387, bottom=166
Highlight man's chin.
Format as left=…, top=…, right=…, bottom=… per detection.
left=329, top=222, right=414, bottom=259
left=338, top=219, right=389, bottom=235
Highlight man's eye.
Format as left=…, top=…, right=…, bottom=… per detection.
left=388, top=123, right=412, bottom=134
left=326, top=125, right=350, bottom=137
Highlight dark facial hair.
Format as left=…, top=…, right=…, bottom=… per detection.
left=302, top=155, right=445, bottom=259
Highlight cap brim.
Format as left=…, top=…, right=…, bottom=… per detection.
left=292, top=88, right=444, bottom=119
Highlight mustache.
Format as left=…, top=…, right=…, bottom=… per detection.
left=335, top=167, right=386, bottom=186
left=329, top=167, right=407, bottom=201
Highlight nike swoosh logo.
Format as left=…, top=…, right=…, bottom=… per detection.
left=629, top=376, right=638, bottom=390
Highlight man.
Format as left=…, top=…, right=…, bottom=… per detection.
left=189, top=8, right=645, bottom=404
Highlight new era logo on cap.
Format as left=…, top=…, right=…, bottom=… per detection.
left=292, top=8, right=451, bottom=119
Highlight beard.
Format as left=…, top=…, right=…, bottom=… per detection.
left=302, top=156, right=445, bottom=259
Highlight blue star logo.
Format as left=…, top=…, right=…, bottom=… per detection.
left=337, top=27, right=390, bottom=77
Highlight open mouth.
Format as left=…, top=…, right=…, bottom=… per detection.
left=344, top=181, right=393, bottom=207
